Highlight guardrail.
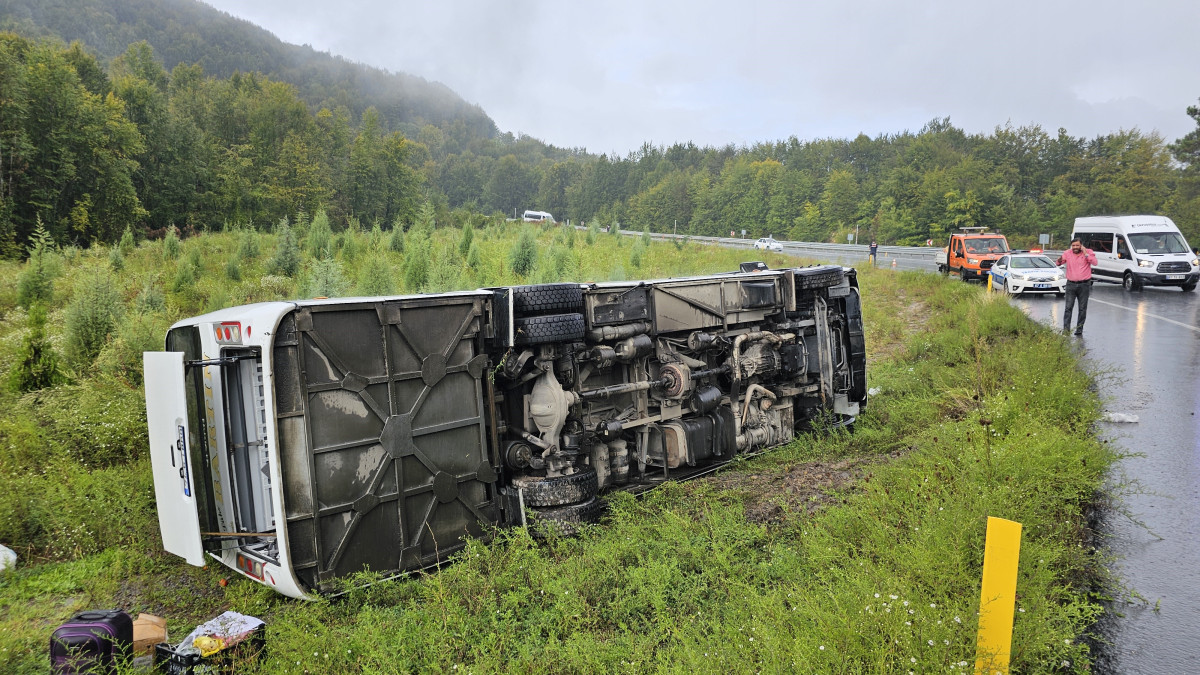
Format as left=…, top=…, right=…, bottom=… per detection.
left=624, top=229, right=1061, bottom=265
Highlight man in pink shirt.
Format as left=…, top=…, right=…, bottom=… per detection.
left=1056, top=238, right=1099, bottom=336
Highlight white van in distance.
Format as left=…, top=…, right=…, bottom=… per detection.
left=522, top=210, right=555, bottom=223
left=1071, top=215, right=1198, bottom=292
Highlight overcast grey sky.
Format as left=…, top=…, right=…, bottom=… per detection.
left=202, top=0, right=1200, bottom=156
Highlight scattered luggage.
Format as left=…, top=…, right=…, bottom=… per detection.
left=50, top=609, right=133, bottom=674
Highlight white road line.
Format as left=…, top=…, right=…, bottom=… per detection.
left=1089, top=297, right=1200, bottom=333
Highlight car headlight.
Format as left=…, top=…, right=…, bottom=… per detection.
left=1138, top=259, right=1154, bottom=268
left=1010, top=271, right=1026, bottom=280
left=1192, top=258, right=1199, bottom=267
left=968, top=258, right=979, bottom=265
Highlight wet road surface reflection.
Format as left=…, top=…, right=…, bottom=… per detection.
left=1008, top=283, right=1199, bottom=673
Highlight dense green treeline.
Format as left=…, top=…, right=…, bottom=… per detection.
left=3, top=31, right=1200, bottom=257
left=0, top=0, right=497, bottom=140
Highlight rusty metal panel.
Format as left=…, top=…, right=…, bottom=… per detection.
left=272, top=296, right=496, bottom=592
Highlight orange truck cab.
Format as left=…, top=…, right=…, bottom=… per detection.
left=935, top=228, right=1011, bottom=281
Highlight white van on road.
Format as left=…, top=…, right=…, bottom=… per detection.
left=1072, top=215, right=1198, bottom=292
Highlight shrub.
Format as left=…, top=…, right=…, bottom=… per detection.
left=108, top=246, right=124, bottom=271
left=303, top=256, right=349, bottom=298
left=339, top=230, right=361, bottom=263
left=630, top=241, right=644, bottom=268
left=509, top=227, right=539, bottom=277
left=402, top=230, right=430, bottom=292
left=162, top=227, right=180, bottom=259
left=17, top=229, right=57, bottom=308
left=170, top=260, right=195, bottom=293
left=134, top=281, right=166, bottom=314
left=562, top=223, right=576, bottom=248
left=425, top=242, right=464, bottom=293
left=9, top=304, right=67, bottom=393
left=307, top=209, right=332, bottom=258
left=96, top=312, right=168, bottom=385
left=586, top=221, right=599, bottom=245
left=118, top=226, right=135, bottom=256
left=389, top=224, right=405, bottom=253
left=237, top=230, right=260, bottom=260
left=357, top=254, right=395, bottom=296
left=642, top=227, right=651, bottom=246
left=270, top=225, right=301, bottom=277
left=225, top=257, right=241, bottom=281
left=459, top=220, right=475, bottom=257
left=63, top=270, right=123, bottom=368
left=466, top=241, right=482, bottom=271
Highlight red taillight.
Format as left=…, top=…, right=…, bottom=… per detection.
left=214, top=322, right=242, bottom=345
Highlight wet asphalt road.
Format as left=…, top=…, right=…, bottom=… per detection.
left=1006, top=283, right=1200, bottom=673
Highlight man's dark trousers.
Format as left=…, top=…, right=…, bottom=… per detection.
left=1063, top=280, right=1091, bottom=333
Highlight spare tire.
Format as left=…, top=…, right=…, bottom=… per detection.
left=511, top=466, right=599, bottom=507
left=512, top=283, right=584, bottom=315
left=528, top=496, right=605, bottom=538
left=514, top=313, right=585, bottom=345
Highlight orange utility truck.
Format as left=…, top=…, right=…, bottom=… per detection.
left=934, top=227, right=1011, bottom=281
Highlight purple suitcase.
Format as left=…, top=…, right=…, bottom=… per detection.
left=50, top=609, right=133, bottom=674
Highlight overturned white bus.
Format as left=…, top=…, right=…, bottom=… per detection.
left=144, top=263, right=867, bottom=599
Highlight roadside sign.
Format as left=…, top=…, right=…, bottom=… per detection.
left=1038, top=234, right=1050, bottom=245
left=848, top=234, right=854, bottom=242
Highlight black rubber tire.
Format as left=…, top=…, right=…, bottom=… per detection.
left=511, top=466, right=599, bottom=507
left=1122, top=272, right=1142, bottom=292
left=513, top=313, right=585, bottom=345
left=528, top=496, right=604, bottom=538
left=512, top=283, right=584, bottom=315
left=1004, top=279, right=1017, bottom=295
left=793, top=265, right=845, bottom=289
left=960, top=269, right=972, bottom=282
left=1182, top=282, right=1196, bottom=293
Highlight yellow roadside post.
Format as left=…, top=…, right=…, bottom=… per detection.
left=987, top=274, right=993, bottom=291
left=975, top=516, right=1022, bottom=674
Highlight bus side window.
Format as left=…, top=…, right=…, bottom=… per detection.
left=1117, top=236, right=1130, bottom=260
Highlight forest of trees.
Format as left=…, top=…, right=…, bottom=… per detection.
left=2, top=28, right=1200, bottom=258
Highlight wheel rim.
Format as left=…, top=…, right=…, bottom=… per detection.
left=1123, top=274, right=1132, bottom=291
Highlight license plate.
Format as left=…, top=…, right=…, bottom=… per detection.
left=1034, top=284, right=1049, bottom=289
left=1166, top=274, right=1184, bottom=280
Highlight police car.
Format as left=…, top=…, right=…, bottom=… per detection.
left=988, top=252, right=1066, bottom=296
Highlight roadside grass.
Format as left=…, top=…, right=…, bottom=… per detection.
left=0, top=240, right=1113, bottom=673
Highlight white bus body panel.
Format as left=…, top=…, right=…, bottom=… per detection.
left=144, top=351, right=206, bottom=567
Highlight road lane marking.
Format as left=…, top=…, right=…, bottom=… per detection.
left=1089, top=297, right=1200, bottom=333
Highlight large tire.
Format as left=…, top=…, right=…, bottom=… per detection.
left=1122, top=272, right=1142, bottom=292
left=1182, top=282, right=1196, bottom=292
left=1004, top=279, right=1017, bottom=295
left=793, top=265, right=845, bottom=289
left=528, top=497, right=605, bottom=538
left=513, top=313, right=585, bottom=345
left=511, top=467, right=598, bottom=507
left=512, top=283, right=584, bottom=315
